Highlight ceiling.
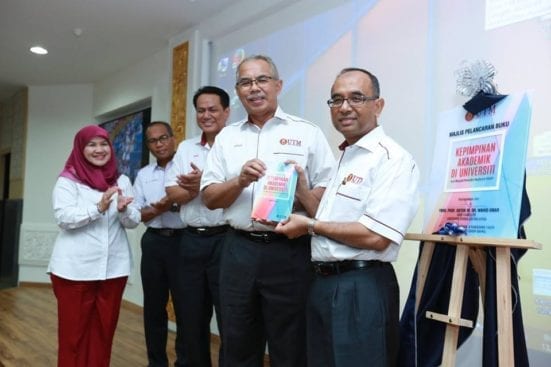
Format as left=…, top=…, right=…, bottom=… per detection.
left=0, top=0, right=237, bottom=102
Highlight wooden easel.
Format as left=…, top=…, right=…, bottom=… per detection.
left=405, top=233, right=542, bottom=367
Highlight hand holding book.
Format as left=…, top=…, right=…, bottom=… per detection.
left=251, top=161, right=298, bottom=222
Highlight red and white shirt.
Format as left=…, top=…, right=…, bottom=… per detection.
left=312, top=126, right=420, bottom=262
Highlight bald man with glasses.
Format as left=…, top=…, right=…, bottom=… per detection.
left=275, top=68, right=420, bottom=367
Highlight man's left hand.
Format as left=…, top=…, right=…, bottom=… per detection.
left=274, top=214, right=310, bottom=239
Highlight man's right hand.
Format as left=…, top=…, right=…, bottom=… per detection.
left=238, top=159, right=266, bottom=188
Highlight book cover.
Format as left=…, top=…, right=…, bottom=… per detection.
left=251, top=162, right=298, bottom=222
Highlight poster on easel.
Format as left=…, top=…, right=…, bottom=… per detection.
left=424, top=91, right=532, bottom=238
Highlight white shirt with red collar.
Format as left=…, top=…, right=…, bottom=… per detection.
left=165, top=134, right=225, bottom=227
left=312, top=126, right=420, bottom=262
left=201, top=106, right=336, bottom=231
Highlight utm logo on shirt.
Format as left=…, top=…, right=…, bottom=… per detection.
left=344, top=173, right=363, bottom=185
left=280, top=138, right=302, bottom=147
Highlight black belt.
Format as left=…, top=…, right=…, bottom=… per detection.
left=147, top=227, right=185, bottom=237
left=235, top=229, right=287, bottom=244
left=185, top=225, right=229, bottom=236
left=312, top=260, right=383, bottom=276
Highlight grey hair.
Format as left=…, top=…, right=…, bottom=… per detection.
left=235, top=54, right=280, bottom=81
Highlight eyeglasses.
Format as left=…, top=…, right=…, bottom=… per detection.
left=146, top=134, right=171, bottom=145
left=235, top=75, right=274, bottom=89
left=327, top=95, right=378, bottom=108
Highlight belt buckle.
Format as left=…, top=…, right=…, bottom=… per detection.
left=250, top=232, right=270, bottom=243
left=196, top=227, right=207, bottom=234
left=161, top=229, right=174, bottom=237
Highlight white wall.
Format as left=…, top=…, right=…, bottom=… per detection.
left=93, top=47, right=171, bottom=122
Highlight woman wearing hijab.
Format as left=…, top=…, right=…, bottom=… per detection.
left=48, top=125, right=141, bottom=367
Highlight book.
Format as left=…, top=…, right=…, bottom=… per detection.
left=251, top=162, right=298, bottom=222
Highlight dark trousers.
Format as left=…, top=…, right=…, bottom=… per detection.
left=175, top=228, right=225, bottom=367
left=141, top=229, right=188, bottom=367
left=307, top=262, right=399, bottom=367
left=220, top=230, right=311, bottom=367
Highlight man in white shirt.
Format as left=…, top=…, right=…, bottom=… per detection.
left=274, top=68, right=420, bottom=367
left=133, top=121, right=188, bottom=367
left=201, top=55, right=335, bottom=367
left=165, top=86, right=230, bottom=367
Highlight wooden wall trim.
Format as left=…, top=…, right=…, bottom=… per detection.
left=171, top=42, right=189, bottom=144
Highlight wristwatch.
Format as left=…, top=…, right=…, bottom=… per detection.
left=307, top=218, right=317, bottom=236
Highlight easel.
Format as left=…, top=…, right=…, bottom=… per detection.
left=405, top=233, right=542, bottom=367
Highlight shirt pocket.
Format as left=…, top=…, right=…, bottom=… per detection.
left=269, top=149, right=307, bottom=166
left=333, top=184, right=371, bottom=220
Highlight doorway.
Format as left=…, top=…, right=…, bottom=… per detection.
left=0, top=152, right=21, bottom=288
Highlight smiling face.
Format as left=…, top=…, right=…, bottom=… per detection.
left=195, top=93, right=229, bottom=138
left=83, top=136, right=112, bottom=166
left=330, top=70, right=385, bottom=145
left=235, top=59, right=282, bottom=125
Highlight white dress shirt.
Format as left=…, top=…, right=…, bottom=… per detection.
left=201, top=107, right=336, bottom=231
left=312, top=126, right=420, bottom=262
left=134, top=160, right=184, bottom=229
left=165, top=135, right=225, bottom=227
left=48, top=175, right=141, bottom=280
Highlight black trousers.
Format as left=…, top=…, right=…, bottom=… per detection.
left=220, top=230, right=311, bottom=367
left=307, top=262, right=399, bottom=367
left=141, top=229, right=188, bottom=367
left=174, top=228, right=225, bottom=367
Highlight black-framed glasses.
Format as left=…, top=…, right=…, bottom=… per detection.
left=327, top=95, right=379, bottom=108
left=235, top=75, right=274, bottom=89
left=146, top=134, right=171, bottom=145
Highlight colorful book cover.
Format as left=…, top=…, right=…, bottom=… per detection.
left=424, top=91, right=532, bottom=238
left=251, top=162, right=298, bottom=222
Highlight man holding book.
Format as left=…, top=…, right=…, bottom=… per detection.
left=200, top=55, right=335, bottom=367
left=274, top=68, right=420, bottom=367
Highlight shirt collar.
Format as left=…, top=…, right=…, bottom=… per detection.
left=200, top=132, right=210, bottom=147
left=240, top=106, right=288, bottom=129
left=189, top=133, right=212, bottom=149
left=339, top=125, right=385, bottom=152
left=154, top=159, right=173, bottom=171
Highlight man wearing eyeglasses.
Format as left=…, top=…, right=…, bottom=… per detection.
left=274, top=68, right=420, bottom=367
left=165, top=86, right=230, bottom=367
left=200, top=55, right=335, bottom=367
left=133, top=121, right=189, bottom=367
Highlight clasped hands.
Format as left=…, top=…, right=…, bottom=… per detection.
left=98, top=186, right=133, bottom=213
left=176, top=162, right=202, bottom=199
